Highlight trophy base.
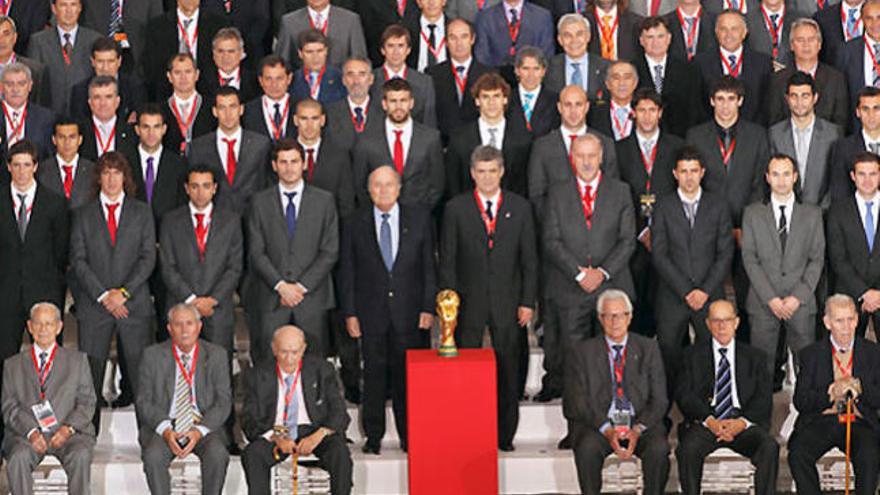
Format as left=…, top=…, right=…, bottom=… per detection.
left=438, top=345, right=459, bottom=358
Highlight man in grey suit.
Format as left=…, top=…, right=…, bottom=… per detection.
left=136, top=303, right=231, bottom=495
left=79, top=0, right=162, bottom=72
left=563, top=289, right=670, bottom=495
left=69, top=151, right=155, bottom=430
left=37, top=118, right=94, bottom=210
left=545, top=14, right=610, bottom=100
left=189, top=86, right=271, bottom=216
left=275, top=0, right=367, bottom=69
left=768, top=71, right=842, bottom=209
left=742, top=154, right=825, bottom=377
left=2, top=302, right=96, bottom=495
left=247, top=139, right=339, bottom=363
left=353, top=78, right=445, bottom=209
left=26, top=0, right=102, bottom=116
left=445, top=0, right=501, bottom=22
left=369, top=24, right=437, bottom=128
left=628, top=0, right=678, bottom=16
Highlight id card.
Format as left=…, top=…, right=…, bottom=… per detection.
left=611, top=409, right=632, bottom=434
left=31, top=400, right=58, bottom=432
left=639, top=194, right=656, bottom=219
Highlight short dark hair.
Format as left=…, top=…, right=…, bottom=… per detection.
left=639, top=16, right=670, bottom=34
left=381, top=23, right=411, bottom=47
left=91, top=37, right=122, bottom=58
left=53, top=117, right=81, bottom=135
left=272, top=138, right=305, bottom=162
left=382, top=78, right=413, bottom=97
left=259, top=54, right=291, bottom=76
left=8, top=140, right=38, bottom=163
left=137, top=103, right=166, bottom=125
left=167, top=52, right=196, bottom=72
left=851, top=151, right=880, bottom=173
left=88, top=75, right=118, bottom=96
left=786, top=71, right=817, bottom=94
left=187, top=163, right=218, bottom=184
left=675, top=145, right=705, bottom=169
left=297, top=28, right=329, bottom=49
left=214, top=85, right=241, bottom=105
left=768, top=153, right=798, bottom=173
left=632, top=88, right=663, bottom=109
left=470, top=145, right=505, bottom=169
left=709, top=75, right=745, bottom=99
left=857, top=86, right=880, bottom=107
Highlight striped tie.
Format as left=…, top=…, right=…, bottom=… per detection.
left=714, top=348, right=733, bottom=419
left=109, top=0, right=123, bottom=35
left=284, top=374, right=299, bottom=439
left=173, top=354, right=196, bottom=434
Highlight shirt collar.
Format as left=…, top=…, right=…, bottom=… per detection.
left=174, top=92, right=197, bottom=108
left=93, top=114, right=117, bottom=131
left=265, top=93, right=289, bottom=107
left=561, top=124, right=587, bottom=136
left=383, top=65, right=407, bottom=79
left=139, top=144, right=163, bottom=161
left=177, top=8, right=199, bottom=24
left=604, top=334, right=628, bottom=350
left=712, top=337, right=736, bottom=355
left=56, top=154, right=79, bottom=168
left=10, top=180, right=36, bottom=199
left=520, top=84, right=541, bottom=98
left=374, top=202, right=400, bottom=221
left=831, top=335, right=854, bottom=353
left=762, top=4, right=784, bottom=15
left=478, top=190, right=501, bottom=205
left=856, top=190, right=880, bottom=206
left=577, top=172, right=601, bottom=193
left=218, top=67, right=240, bottom=79
left=308, top=4, right=330, bottom=18
left=279, top=178, right=305, bottom=196
left=453, top=57, right=472, bottom=72
left=189, top=201, right=214, bottom=218
left=678, top=187, right=702, bottom=203
left=298, top=137, right=322, bottom=151
left=720, top=45, right=744, bottom=59
left=565, top=53, right=588, bottom=64
left=386, top=117, right=413, bottom=133
left=100, top=191, right=125, bottom=206
left=57, top=25, right=78, bottom=43
left=770, top=192, right=795, bottom=212
left=421, top=14, right=446, bottom=30
left=645, top=54, right=668, bottom=67
left=218, top=126, right=243, bottom=142
left=636, top=129, right=660, bottom=145
left=33, top=342, right=56, bottom=357
left=174, top=344, right=196, bottom=361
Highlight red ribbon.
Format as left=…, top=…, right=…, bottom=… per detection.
left=93, top=122, right=116, bottom=157
left=474, top=188, right=502, bottom=249
left=31, top=345, right=58, bottom=401
left=720, top=50, right=743, bottom=78
left=2, top=102, right=26, bottom=145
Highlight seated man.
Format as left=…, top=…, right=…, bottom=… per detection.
left=2, top=302, right=96, bottom=495
left=788, top=294, right=880, bottom=495
left=563, top=289, right=669, bottom=495
left=241, top=325, right=352, bottom=495
left=135, top=303, right=232, bottom=495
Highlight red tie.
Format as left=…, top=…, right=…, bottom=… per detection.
left=582, top=185, right=594, bottom=229
left=194, top=212, right=207, bottom=260
left=223, top=138, right=237, bottom=186
left=393, top=129, right=405, bottom=175
left=106, top=202, right=119, bottom=246
left=62, top=165, right=73, bottom=199
left=306, top=148, right=316, bottom=181
left=568, top=134, right=578, bottom=173
left=397, top=0, right=406, bottom=17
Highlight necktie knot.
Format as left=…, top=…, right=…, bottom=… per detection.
left=394, top=129, right=403, bottom=139
left=524, top=92, right=535, bottom=102
left=285, top=191, right=297, bottom=203
left=719, top=347, right=728, bottom=356
left=869, top=201, right=875, bottom=210
left=485, top=200, right=494, bottom=220
left=106, top=202, right=119, bottom=215
left=770, top=13, right=779, bottom=24
left=612, top=344, right=623, bottom=361
left=850, top=7, right=858, bottom=16
left=603, top=14, right=612, bottom=25
left=456, top=65, right=465, bottom=74
left=509, top=8, right=518, bottom=22
left=381, top=212, right=390, bottom=221
left=183, top=18, right=193, bottom=30
left=728, top=54, right=737, bottom=66
left=583, top=184, right=592, bottom=201
left=195, top=212, right=205, bottom=228
left=615, top=107, right=629, bottom=120
left=223, top=137, right=236, bottom=147
left=874, top=44, right=880, bottom=56
left=62, top=165, right=73, bottom=177
left=63, top=33, right=71, bottom=43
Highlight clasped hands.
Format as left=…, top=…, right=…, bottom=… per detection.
left=577, top=266, right=606, bottom=293
left=162, top=428, right=203, bottom=458
left=277, top=282, right=307, bottom=307
left=272, top=428, right=328, bottom=456
left=828, top=376, right=862, bottom=404
left=705, top=416, right=748, bottom=443
left=767, top=296, right=801, bottom=321
left=102, top=288, right=129, bottom=319
left=28, top=425, right=73, bottom=454
left=603, top=427, right=640, bottom=460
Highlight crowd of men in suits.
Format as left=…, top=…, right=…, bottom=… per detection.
left=10, top=0, right=880, bottom=492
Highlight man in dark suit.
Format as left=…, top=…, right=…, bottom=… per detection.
left=38, top=119, right=94, bottom=210
left=69, top=36, right=146, bottom=124
left=827, top=152, right=880, bottom=337
left=78, top=75, right=134, bottom=161
left=26, top=0, right=102, bottom=116
left=161, top=53, right=217, bottom=157
left=201, top=0, right=272, bottom=64
left=788, top=294, right=880, bottom=495
left=840, top=1, right=880, bottom=114
left=508, top=46, right=560, bottom=137
left=474, top=0, right=555, bottom=67
left=241, top=325, right=352, bottom=494
left=636, top=16, right=704, bottom=137
left=273, top=0, right=359, bottom=32
left=243, top=55, right=296, bottom=143
left=369, top=24, right=438, bottom=128
left=0, top=63, right=54, bottom=167
left=651, top=146, right=734, bottom=390
left=2, top=302, right=96, bottom=495
left=816, top=0, right=862, bottom=66
left=445, top=72, right=533, bottom=198
left=201, top=27, right=260, bottom=104
left=8, top=0, right=50, bottom=56
left=143, top=0, right=224, bottom=101
left=407, top=0, right=450, bottom=71
left=694, top=9, right=773, bottom=125
left=587, top=0, right=643, bottom=62
left=745, top=0, right=803, bottom=68
left=563, top=289, right=669, bottom=495
left=427, top=18, right=493, bottom=144
left=290, top=30, right=347, bottom=106
left=588, top=61, right=636, bottom=141
left=79, top=0, right=162, bottom=72
left=189, top=86, right=271, bottom=216
left=615, top=89, right=683, bottom=337
left=339, top=165, right=435, bottom=454
left=664, top=0, right=718, bottom=62
left=829, top=87, right=880, bottom=201
left=275, top=0, right=367, bottom=69
left=246, top=139, right=338, bottom=362
left=0, top=15, right=51, bottom=108
left=440, top=145, right=538, bottom=451
left=768, top=71, right=843, bottom=208
left=765, top=18, right=849, bottom=128
left=69, top=152, right=155, bottom=431
left=135, top=303, right=231, bottom=495
left=353, top=78, right=445, bottom=209
left=324, top=57, right=383, bottom=153
left=358, top=0, right=422, bottom=66
left=675, top=299, right=779, bottom=495
left=704, top=0, right=761, bottom=15
left=544, top=13, right=610, bottom=100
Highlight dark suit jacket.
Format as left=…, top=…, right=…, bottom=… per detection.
left=439, top=190, right=538, bottom=330
left=36, top=156, right=96, bottom=210
left=615, top=132, right=684, bottom=232
left=828, top=132, right=865, bottom=200
left=766, top=63, right=849, bottom=128
left=827, top=194, right=880, bottom=299
left=243, top=96, right=297, bottom=143
left=241, top=356, right=350, bottom=443
left=587, top=101, right=628, bottom=140
left=543, top=177, right=636, bottom=305
left=0, top=185, right=68, bottom=315
left=677, top=341, right=772, bottom=428
left=19, top=55, right=52, bottom=108
left=200, top=66, right=261, bottom=105
left=338, top=204, right=436, bottom=340
left=358, top=0, right=422, bottom=66
left=291, top=65, right=347, bottom=106
left=507, top=86, right=560, bottom=138
left=0, top=102, right=55, bottom=168
left=70, top=72, right=148, bottom=123
left=815, top=2, right=850, bottom=66
left=586, top=9, right=643, bottom=63
left=473, top=2, right=556, bottom=67
left=352, top=120, right=445, bottom=209
left=745, top=6, right=804, bottom=67
left=651, top=190, right=734, bottom=300
left=160, top=94, right=218, bottom=157
left=189, top=130, right=272, bottom=215
left=123, top=146, right=188, bottom=224
left=685, top=119, right=770, bottom=226
left=9, top=0, right=51, bottom=55
left=694, top=47, right=773, bottom=125
left=77, top=118, right=135, bottom=162
left=202, top=0, right=273, bottom=65
left=444, top=119, right=533, bottom=198
left=80, top=0, right=163, bottom=69
left=563, top=333, right=667, bottom=442
left=302, top=137, right=356, bottom=219
left=323, top=96, right=384, bottom=153
left=794, top=337, right=880, bottom=431
left=26, top=25, right=103, bottom=116
left=841, top=37, right=876, bottom=115
left=635, top=55, right=704, bottom=137
left=427, top=60, right=493, bottom=144
left=664, top=8, right=718, bottom=62
left=135, top=339, right=231, bottom=444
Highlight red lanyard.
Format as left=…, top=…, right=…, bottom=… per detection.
left=640, top=140, right=658, bottom=192
left=676, top=7, right=701, bottom=60
left=217, top=67, right=240, bottom=86
left=474, top=189, right=502, bottom=249
left=596, top=7, right=620, bottom=56
left=308, top=10, right=330, bottom=35
left=93, top=122, right=116, bottom=156
left=170, top=96, right=199, bottom=153
left=0, top=0, right=11, bottom=16
left=610, top=103, right=632, bottom=139
left=452, top=64, right=468, bottom=97
left=420, top=29, right=446, bottom=61
left=843, top=3, right=862, bottom=40
left=173, top=343, right=199, bottom=401
left=507, top=10, right=522, bottom=56
left=349, top=101, right=369, bottom=133
left=718, top=136, right=736, bottom=166
left=383, top=65, right=407, bottom=81
left=832, top=345, right=854, bottom=377
left=31, top=345, right=58, bottom=401
left=606, top=341, right=627, bottom=398
left=477, top=0, right=486, bottom=8
left=177, top=17, right=198, bottom=55
left=305, top=66, right=326, bottom=99
left=726, top=0, right=746, bottom=13
left=760, top=5, right=785, bottom=59
left=720, top=50, right=743, bottom=78
left=264, top=96, right=290, bottom=140
left=866, top=41, right=880, bottom=82
left=3, top=102, right=26, bottom=143
left=277, top=362, right=302, bottom=425
left=12, top=193, right=34, bottom=216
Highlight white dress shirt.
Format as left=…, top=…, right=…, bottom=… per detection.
left=709, top=339, right=752, bottom=427
left=770, top=193, right=796, bottom=234
left=177, top=8, right=200, bottom=60
left=216, top=127, right=243, bottom=176
left=561, top=124, right=588, bottom=155
left=477, top=191, right=500, bottom=219
left=385, top=118, right=413, bottom=164
left=262, top=366, right=313, bottom=440
left=856, top=190, right=880, bottom=235
left=92, top=115, right=118, bottom=155
left=139, top=145, right=163, bottom=183
left=157, top=345, right=209, bottom=436
left=720, top=46, right=744, bottom=75
left=96, top=191, right=125, bottom=303
left=278, top=180, right=304, bottom=221
left=217, top=67, right=241, bottom=90
left=10, top=180, right=36, bottom=222
left=478, top=117, right=507, bottom=147
left=677, top=186, right=703, bottom=218
left=418, top=15, right=448, bottom=71
left=57, top=24, right=79, bottom=47
left=263, top=94, right=291, bottom=137
left=56, top=154, right=80, bottom=182
left=791, top=115, right=815, bottom=182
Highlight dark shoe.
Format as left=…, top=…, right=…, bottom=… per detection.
left=557, top=435, right=572, bottom=450
left=499, top=443, right=515, bottom=452
left=533, top=389, right=559, bottom=403
left=400, top=441, right=407, bottom=453
left=345, top=388, right=362, bottom=405
left=362, top=442, right=381, bottom=455
left=227, top=444, right=243, bottom=456
left=111, top=394, right=133, bottom=408
left=97, top=398, right=109, bottom=408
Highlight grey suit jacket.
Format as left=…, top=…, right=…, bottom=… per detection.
left=276, top=6, right=367, bottom=69
left=69, top=197, right=156, bottom=320
left=627, top=0, right=677, bottom=17
left=369, top=68, right=438, bottom=128
left=26, top=24, right=102, bottom=116
left=247, top=184, right=339, bottom=313
left=80, top=0, right=163, bottom=70
left=768, top=117, right=842, bottom=208
left=527, top=128, right=619, bottom=217
left=37, top=156, right=96, bottom=210
left=563, top=333, right=668, bottom=437
left=742, top=201, right=825, bottom=312
left=544, top=53, right=609, bottom=100
left=19, top=55, right=51, bottom=108
left=792, top=0, right=839, bottom=17
left=745, top=7, right=803, bottom=67
left=445, top=0, right=502, bottom=22
left=135, top=339, right=231, bottom=443
left=2, top=346, right=96, bottom=448
left=189, top=130, right=272, bottom=216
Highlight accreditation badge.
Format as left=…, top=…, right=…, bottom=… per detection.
left=639, top=193, right=656, bottom=219
left=31, top=400, right=59, bottom=432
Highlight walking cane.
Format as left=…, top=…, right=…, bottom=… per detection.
left=292, top=451, right=299, bottom=495
left=845, top=396, right=853, bottom=495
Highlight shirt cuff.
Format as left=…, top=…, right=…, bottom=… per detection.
left=635, top=423, right=647, bottom=433
left=156, top=420, right=172, bottom=436
left=599, top=421, right=611, bottom=434
left=575, top=271, right=586, bottom=282
left=262, top=429, right=275, bottom=441
left=296, top=282, right=309, bottom=293
left=97, top=290, right=109, bottom=303
left=195, top=425, right=210, bottom=437
left=185, top=294, right=197, bottom=304
left=598, top=268, right=610, bottom=280
left=27, top=427, right=39, bottom=438
left=273, top=280, right=285, bottom=292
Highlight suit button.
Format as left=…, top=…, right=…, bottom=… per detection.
left=388, top=291, right=394, bottom=298
left=782, top=272, right=786, bottom=277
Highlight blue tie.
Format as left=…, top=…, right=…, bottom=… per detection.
left=285, top=192, right=297, bottom=240
left=284, top=374, right=299, bottom=439
left=522, top=92, right=535, bottom=122
left=714, top=348, right=733, bottom=419
left=867, top=201, right=875, bottom=253
left=571, top=62, right=583, bottom=89
left=380, top=212, right=393, bottom=271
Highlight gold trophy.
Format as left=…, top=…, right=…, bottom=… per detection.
left=436, top=290, right=460, bottom=357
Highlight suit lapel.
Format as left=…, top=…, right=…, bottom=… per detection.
left=763, top=202, right=782, bottom=254
left=363, top=208, right=387, bottom=269
left=803, top=120, right=825, bottom=194
left=469, top=193, right=490, bottom=247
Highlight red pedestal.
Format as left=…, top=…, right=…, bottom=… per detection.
left=407, top=348, right=498, bottom=495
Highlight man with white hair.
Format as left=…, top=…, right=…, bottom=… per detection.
left=545, top=14, right=609, bottom=99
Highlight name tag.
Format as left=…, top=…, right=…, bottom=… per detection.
left=31, top=400, right=58, bottom=432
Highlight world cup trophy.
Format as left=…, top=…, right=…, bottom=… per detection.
left=436, top=290, right=460, bottom=357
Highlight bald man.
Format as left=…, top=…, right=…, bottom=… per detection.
left=240, top=325, right=352, bottom=495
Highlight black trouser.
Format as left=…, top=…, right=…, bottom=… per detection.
left=572, top=426, right=670, bottom=495
left=329, top=310, right=361, bottom=398
left=630, top=245, right=656, bottom=338
left=677, top=422, right=779, bottom=495
left=856, top=309, right=880, bottom=339
left=654, top=288, right=713, bottom=400
left=732, top=249, right=752, bottom=343
left=540, top=298, right=597, bottom=396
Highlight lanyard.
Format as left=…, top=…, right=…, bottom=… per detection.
left=474, top=189, right=502, bottom=249
left=0, top=0, right=11, bottom=17
left=383, top=65, right=407, bottom=81
left=349, top=101, right=368, bottom=133
left=177, top=17, right=198, bottom=55
left=420, top=29, right=447, bottom=61
left=507, top=10, right=523, bottom=56
left=844, top=3, right=863, bottom=40
left=832, top=346, right=854, bottom=377
left=172, top=343, right=199, bottom=402
left=452, top=64, right=468, bottom=97
left=3, top=102, right=26, bottom=143
left=596, top=7, right=619, bottom=56
left=31, top=345, right=58, bottom=401
left=218, top=67, right=240, bottom=87
left=276, top=362, right=302, bottom=426
left=720, top=50, right=743, bottom=78
left=605, top=342, right=627, bottom=398
left=170, top=96, right=199, bottom=153
left=760, top=5, right=785, bottom=59
left=866, top=41, right=880, bottom=82
left=640, top=140, right=658, bottom=192
left=676, top=7, right=701, bottom=60
left=610, top=103, right=632, bottom=139
left=308, top=10, right=330, bottom=35
left=264, top=96, right=290, bottom=140
left=305, top=66, right=326, bottom=99
left=93, top=122, right=116, bottom=156
left=717, top=136, right=736, bottom=166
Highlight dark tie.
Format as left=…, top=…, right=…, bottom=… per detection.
left=354, top=107, right=364, bottom=129
left=727, top=54, right=737, bottom=75
left=16, top=193, right=27, bottom=241
left=144, top=157, right=155, bottom=204
left=62, top=33, right=73, bottom=65
left=380, top=212, right=393, bottom=271
left=455, top=65, right=466, bottom=103
left=723, top=128, right=732, bottom=149
left=714, top=348, right=733, bottom=419
left=612, top=344, right=628, bottom=409
left=509, top=8, right=518, bottom=25
left=486, top=200, right=494, bottom=220
left=427, top=24, right=438, bottom=67
left=273, top=102, right=282, bottom=129
left=778, top=204, right=787, bottom=252
left=39, top=351, right=48, bottom=373
left=285, top=192, right=297, bottom=240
